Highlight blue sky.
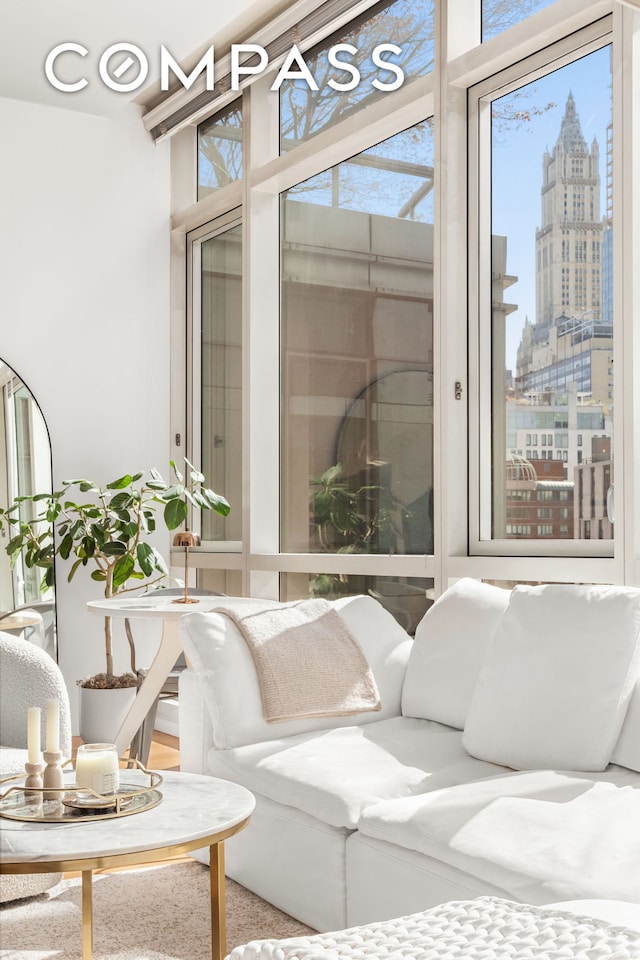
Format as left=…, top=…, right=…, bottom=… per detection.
left=491, top=44, right=612, bottom=369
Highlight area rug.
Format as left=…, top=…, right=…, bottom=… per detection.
left=0, top=860, right=316, bottom=959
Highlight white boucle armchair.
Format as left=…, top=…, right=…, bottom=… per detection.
left=0, top=630, right=72, bottom=902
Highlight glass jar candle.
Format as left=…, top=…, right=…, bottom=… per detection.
left=75, top=743, right=120, bottom=796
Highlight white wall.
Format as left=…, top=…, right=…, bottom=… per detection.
left=0, top=95, right=172, bottom=728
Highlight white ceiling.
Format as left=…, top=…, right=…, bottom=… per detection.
left=0, top=0, right=267, bottom=118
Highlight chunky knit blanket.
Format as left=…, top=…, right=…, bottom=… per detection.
left=227, top=897, right=640, bottom=959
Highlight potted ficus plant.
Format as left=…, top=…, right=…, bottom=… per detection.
left=0, top=459, right=229, bottom=742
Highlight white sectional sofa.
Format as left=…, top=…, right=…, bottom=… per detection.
left=178, top=580, right=640, bottom=933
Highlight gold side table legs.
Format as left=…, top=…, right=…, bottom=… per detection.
left=82, top=870, right=93, bottom=960
left=210, top=842, right=226, bottom=960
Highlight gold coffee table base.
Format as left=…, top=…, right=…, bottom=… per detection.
left=3, top=830, right=244, bottom=960
left=1, top=768, right=255, bottom=960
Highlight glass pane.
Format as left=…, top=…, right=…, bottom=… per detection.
left=197, top=569, right=243, bottom=596
left=197, top=101, right=243, bottom=199
left=281, top=573, right=434, bottom=636
left=280, top=0, right=434, bottom=154
left=490, top=47, right=613, bottom=544
left=281, top=121, right=434, bottom=557
left=0, top=371, right=53, bottom=615
left=200, top=225, right=243, bottom=543
left=482, top=0, right=556, bottom=42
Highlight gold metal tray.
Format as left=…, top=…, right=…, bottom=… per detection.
left=0, top=760, right=163, bottom=823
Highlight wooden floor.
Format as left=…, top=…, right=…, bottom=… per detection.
left=144, top=730, right=180, bottom=771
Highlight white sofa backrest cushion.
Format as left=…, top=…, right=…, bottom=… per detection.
left=180, top=594, right=412, bottom=749
left=401, top=579, right=510, bottom=730
left=463, top=583, right=640, bottom=772
left=612, top=670, right=640, bottom=771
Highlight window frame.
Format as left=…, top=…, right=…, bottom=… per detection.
left=467, top=16, right=619, bottom=568
left=169, top=0, right=640, bottom=600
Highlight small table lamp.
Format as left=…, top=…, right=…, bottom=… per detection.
left=172, top=530, right=201, bottom=604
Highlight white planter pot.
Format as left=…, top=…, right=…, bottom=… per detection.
left=78, top=684, right=137, bottom=745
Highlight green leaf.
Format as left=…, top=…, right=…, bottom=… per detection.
left=169, top=460, right=184, bottom=483
left=150, top=468, right=164, bottom=482
left=159, top=484, right=184, bottom=500
left=58, top=533, right=74, bottom=560
left=185, top=458, right=205, bottom=483
left=321, top=463, right=343, bottom=485
left=151, top=547, right=169, bottom=576
left=122, top=521, right=138, bottom=540
left=203, top=489, right=231, bottom=516
left=102, top=541, right=127, bottom=556
left=131, top=472, right=144, bottom=483
left=6, top=534, right=25, bottom=554
left=82, top=537, right=96, bottom=558
left=46, top=503, right=61, bottom=522
left=136, top=542, right=154, bottom=577
left=68, top=557, right=84, bottom=581
left=192, top=490, right=209, bottom=510
left=91, top=569, right=107, bottom=582
left=112, top=554, right=135, bottom=589
left=163, top=498, right=188, bottom=530
left=109, top=492, right=132, bottom=510
left=69, top=519, right=84, bottom=539
left=106, top=475, right=133, bottom=490
left=146, top=480, right=168, bottom=491
left=78, top=481, right=96, bottom=493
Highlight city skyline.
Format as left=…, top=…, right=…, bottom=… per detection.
left=492, top=45, right=612, bottom=370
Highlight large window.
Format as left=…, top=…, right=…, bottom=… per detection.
left=482, top=0, right=557, bottom=42
left=473, top=36, right=615, bottom=555
left=170, top=0, right=639, bottom=609
left=280, top=0, right=434, bottom=153
left=280, top=122, right=434, bottom=561
left=197, top=101, right=243, bottom=199
left=192, top=221, right=243, bottom=546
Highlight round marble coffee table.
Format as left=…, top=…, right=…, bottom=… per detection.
left=0, top=770, right=255, bottom=960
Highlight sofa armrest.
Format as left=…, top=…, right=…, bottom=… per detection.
left=178, top=668, right=215, bottom=774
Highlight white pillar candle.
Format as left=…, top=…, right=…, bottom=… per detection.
left=45, top=698, right=60, bottom=753
left=75, top=743, right=120, bottom=796
left=27, top=706, right=41, bottom=764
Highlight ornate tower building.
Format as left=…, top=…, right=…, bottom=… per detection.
left=535, top=91, right=602, bottom=326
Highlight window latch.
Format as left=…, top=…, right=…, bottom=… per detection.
left=454, top=381, right=463, bottom=400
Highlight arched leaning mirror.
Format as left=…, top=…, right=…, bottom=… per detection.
left=333, top=368, right=434, bottom=635
left=0, top=359, right=56, bottom=658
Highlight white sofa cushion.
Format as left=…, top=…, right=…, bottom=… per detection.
left=402, top=579, right=509, bottom=729
left=206, top=716, right=502, bottom=829
left=357, top=766, right=640, bottom=903
left=612, top=671, right=640, bottom=772
left=462, top=584, right=640, bottom=771
left=180, top=595, right=412, bottom=749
